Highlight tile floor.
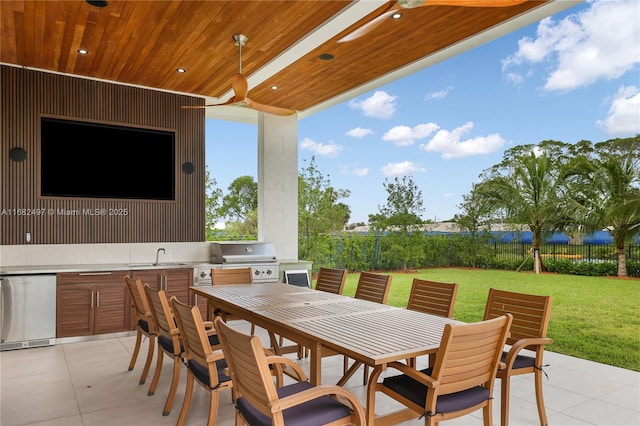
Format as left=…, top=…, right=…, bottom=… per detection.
left=1, top=321, right=639, bottom=426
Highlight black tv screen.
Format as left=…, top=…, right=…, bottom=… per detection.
left=40, top=118, right=175, bottom=200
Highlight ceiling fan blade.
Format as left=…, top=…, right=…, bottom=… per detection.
left=180, top=97, right=238, bottom=109
left=337, top=9, right=399, bottom=43
left=245, top=97, right=296, bottom=116
left=406, top=0, right=527, bottom=7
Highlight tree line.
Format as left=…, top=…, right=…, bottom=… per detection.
left=206, top=136, right=640, bottom=277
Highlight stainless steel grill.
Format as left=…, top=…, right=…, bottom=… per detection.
left=193, top=241, right=279, bottom=284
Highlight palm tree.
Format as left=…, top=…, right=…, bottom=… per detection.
left=567, top=139, right=640, bottom=277
left=476, top=145, right=566, bottom=274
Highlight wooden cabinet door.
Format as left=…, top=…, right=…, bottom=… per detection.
left=57, top=271, right=130, bottom=338
left=56, top=284, right=94, bottom=338
left=94, top=282, right=130, bottom=335
left=163, top=268, right=192, bottom=303
left=130, top=270, right=162, bottom=290
left=193, top=290, right=209, bottom=321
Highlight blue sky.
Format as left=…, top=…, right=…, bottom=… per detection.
left=206, top=0, right=640, bottom=224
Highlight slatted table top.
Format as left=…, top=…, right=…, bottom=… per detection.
left=191, top=283, right=460, bottom=365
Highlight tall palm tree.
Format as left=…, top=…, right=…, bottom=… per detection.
left=476, top=147, right=566, bottom=274
left=569, top=141, right=640, bottom=277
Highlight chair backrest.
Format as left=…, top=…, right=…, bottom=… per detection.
left=170, top=297, right=216, bottom=369
left=354, top=271, right=392, bottom=304
left=210, top=267, right=254, bottom=285
left=124, top=275, right=154, bottom=331
left=483, top=288, right=552, bottom=346
left=214, top=317, right=278, bottom=419
left=314, top=267, right=347, bottom=294
left=284, top=269, right=310, bottom=287
left=144, top=284, right=178, bottom=342
left=431, top=314, right=512, bottom=398
left=407, top=278, right=458, bottom=318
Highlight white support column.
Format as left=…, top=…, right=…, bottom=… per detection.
left=257, top=113, right=298, bottom=262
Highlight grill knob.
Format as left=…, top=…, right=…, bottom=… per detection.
left=254, top=270, right=260, bottom=276
left=200, top=271, right=207, bottom=279
left=266, top=269, right=272, bottom=275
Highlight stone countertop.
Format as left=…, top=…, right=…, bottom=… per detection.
left=0, top=262, right=199, bottom=276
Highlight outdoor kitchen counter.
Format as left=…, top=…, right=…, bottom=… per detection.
left=0, top=262, right=200, bottom=275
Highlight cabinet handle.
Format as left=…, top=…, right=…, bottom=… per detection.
left=78, top=272, right=112, bottom=276
left=96, top=290, right=100, bottom=307
left=91, top=291, right=94, bottom=308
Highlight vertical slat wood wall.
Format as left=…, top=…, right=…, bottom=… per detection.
left=1, top=65, right=205, bottom=244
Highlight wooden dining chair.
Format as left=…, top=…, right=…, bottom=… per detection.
left=214, top=316, right=366, bottom=426
left=210, top=267, right=255, bottom=334
left=405, top=278, right=459, bottom=368
left=484, top=288, right=553, bottom=426
left=407, top=278, right=458, bottom=318
left=314, top=267, right=347, bottom=294
left=124, top=275, right=156, bottom=385
left=143, top=284, right=183, bottom=416
left=370, top=314, right=513, bottom=426
left=348, top=271, right=392, bottom=385
left=170, top=297, right=232, bottom=426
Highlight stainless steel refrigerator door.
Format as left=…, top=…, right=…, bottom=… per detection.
left=0, top=275, right=56, bottom=348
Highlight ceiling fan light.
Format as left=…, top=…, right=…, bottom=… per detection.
left=176, top=68, right=186, bottom=73
left=391, top=12, right=403, bottom=19
left=77, top=49, right=89, bottom=55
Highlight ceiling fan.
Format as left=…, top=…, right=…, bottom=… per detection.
left=338, top=0, right=528, bottom=43
left=182, top=34, right=296, bottom=116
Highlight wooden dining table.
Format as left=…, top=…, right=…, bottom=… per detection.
left=190, top=282, right=460, bottom=424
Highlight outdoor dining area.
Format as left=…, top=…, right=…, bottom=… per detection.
left=2, top=268, right=639, bottom=426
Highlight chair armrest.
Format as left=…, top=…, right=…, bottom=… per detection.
left=265, top=355, right=308, bottom=382
left=275, top=385, right=366, bottom=424
left=385, top=361, right=439, bottom=389
left=503, top=337, right=554, bottom=369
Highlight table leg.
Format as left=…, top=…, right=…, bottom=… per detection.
left=309, top=342, right=322, bottom=385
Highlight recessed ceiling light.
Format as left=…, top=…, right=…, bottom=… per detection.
left=176, top=68, right=186, bottom=73
left=319, top=53, right=334, bottom=61
left=391, top=12, right=403, bottom=19
left=86, top=0, right=108, bottom=7
left=77, top=49, right=89, bottom=55
left=271, top=86, right=278, bottom=90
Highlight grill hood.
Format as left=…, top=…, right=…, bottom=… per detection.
left=210, top=241, right=277, bottom=264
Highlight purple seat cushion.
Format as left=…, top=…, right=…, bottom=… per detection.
left=138, top=319, right=150, bottom=333
left=382, top=367, right=490, bottom=415
left=502, top=351, right=536, bottom=369
left=158, top=335, right=183, bottom=355
left=187, top=358, right=230, bottom=388
left=237, top=381, right=352, bottom=426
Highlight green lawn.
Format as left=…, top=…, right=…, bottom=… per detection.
left=336, top=268, right=640, bottom=372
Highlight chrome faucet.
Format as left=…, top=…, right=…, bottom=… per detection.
left=154, top=248, right=166, bottom=266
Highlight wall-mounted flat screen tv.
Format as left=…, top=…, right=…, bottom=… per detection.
left=40, top=117, right=175, bottom=200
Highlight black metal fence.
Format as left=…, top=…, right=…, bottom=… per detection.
left=487, top=241, right=640, bottom=263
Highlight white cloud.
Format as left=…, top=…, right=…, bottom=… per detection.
left=353, top=168, right=369, bottom=177
left=502, top=0, right=640, bottom=91
left=346, top=127, right=373, bottom=138
left=382, top=123, right=439, bottom=147
left=419, top=122, right=505, bottom=159
left=597, top=85, right=640, bottom=135
left=349, top=90, right=398, bottom=118
left=299, top=137, right=342, bottom=158
left=381, top=161, right=426, bottom=177
left=425, top=86, right=453, bottom=100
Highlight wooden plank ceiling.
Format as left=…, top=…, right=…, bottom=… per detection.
left=1, top=0, right=565, bottom=122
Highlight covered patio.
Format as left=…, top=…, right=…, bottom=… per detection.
left=1, top=320, right=639, bottom=426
